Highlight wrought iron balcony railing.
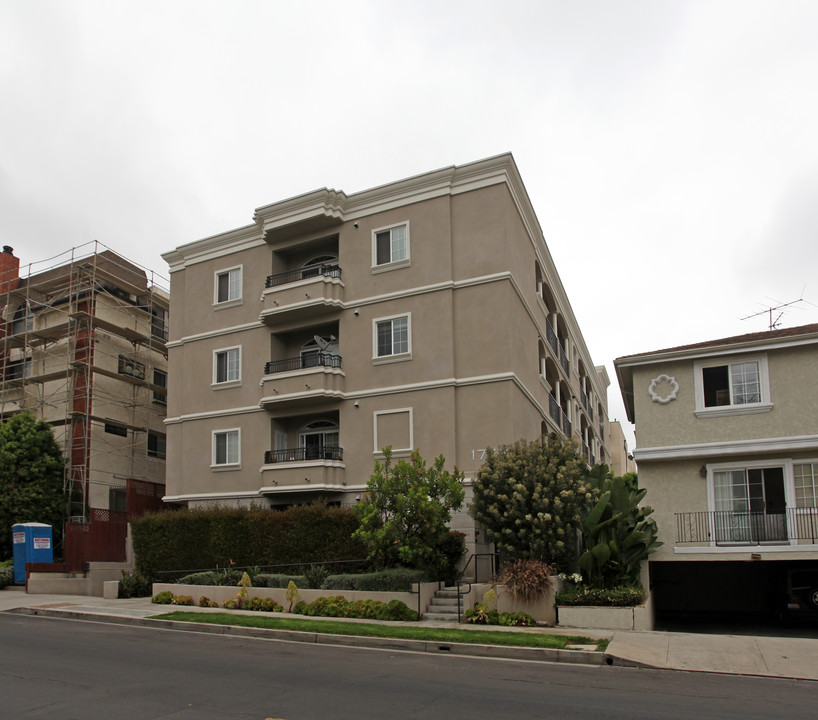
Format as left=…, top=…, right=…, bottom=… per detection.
left=264, top=446, right=344, bottom=464
left=264, top=352, right=342, bottom=375
left=265, top=264, right=342, bottom=289
left=676, top=508, right=818, bottom=545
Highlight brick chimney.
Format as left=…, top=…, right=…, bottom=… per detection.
left=0, top=246, right=20, bottom=295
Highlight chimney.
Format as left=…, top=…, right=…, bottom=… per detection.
left=0, top=246, right=20, bottom=295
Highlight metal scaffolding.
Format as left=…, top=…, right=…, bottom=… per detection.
left=0, top=241, right=169, bottom=523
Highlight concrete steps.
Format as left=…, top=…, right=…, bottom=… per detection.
left=423, top=586, right=463, bottom=622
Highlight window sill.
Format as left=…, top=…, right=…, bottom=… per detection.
left=694, top=403, right=773, bottom=418
left=372, top=353, right=412, bottom=366
left=371, top=259, right=410, bottom=274
left=212, top=380, right=242, bottom=390
left=211, top=464, right=241, bottom=472
left=212, top=298, right=243, bottom=310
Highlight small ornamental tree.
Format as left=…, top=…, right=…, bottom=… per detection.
left=354, top=447, right=465, bottom=571
left=470, top=435, right=591, bottom=570
left=0, top=413, right=65, bottom=560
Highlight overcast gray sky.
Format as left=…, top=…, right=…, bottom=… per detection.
left=2, top=0, right=817, bottom=450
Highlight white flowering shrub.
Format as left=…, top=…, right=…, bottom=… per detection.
left=470, top=435, right=591, bottom=570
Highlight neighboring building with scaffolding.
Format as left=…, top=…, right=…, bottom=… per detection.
left=0, top=243, right=169, bottom=574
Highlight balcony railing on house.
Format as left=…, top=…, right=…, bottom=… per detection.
left=548, top=394, right=572, bottom=436
left=264, top=353, right=342, bottom=375
left=265, top=264, right=342, bottom=289
left=558, top=344, right=569, bottom=375
left=546, top=320, right=559, bottom=356
left=676, top=509, right=818, bottom=546
left=264, top=446, right=344, bottom=464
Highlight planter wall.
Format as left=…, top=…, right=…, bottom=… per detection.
left=470, top=578, right=563, bottom=624
left=151, top=582, right=427, bottom=615
left=557, top=603, right=653, bottom=631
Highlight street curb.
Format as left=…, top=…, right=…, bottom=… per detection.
left=6, top=607, right=604, bottom=666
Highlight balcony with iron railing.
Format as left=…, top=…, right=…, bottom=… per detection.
left=260, top=264, right=344, bottom=324
left=260, top=445, right=345, bottom=491
left=259, top=353, right=344, bottom=409
left=676, top=508, right=818, bottom=546
left=548, top=394, right=572, bottom=437
left=264, top=446, right=343, bottom=463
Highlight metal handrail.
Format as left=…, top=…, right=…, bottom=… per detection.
left=676, top=508, right=818, bottom=545
left=454, top=552, right=499, bottom=622
left=264, top=352, right=342, bottom=375
left=265, top=263, right=341, bottom=288
left=264, top=446, right=343, bottom=463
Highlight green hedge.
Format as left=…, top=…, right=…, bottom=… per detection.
left=131, top=503, right=367, bottom=578
left=253, top=573, right=308, bottom=589
left=323, top=568, right=425, bottom=592
left=555, top=584, right=645, bottom=607
left=0, top=564, right=14, bottom=588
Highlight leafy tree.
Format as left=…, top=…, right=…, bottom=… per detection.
left=354, top=448, right=465, bottom=572
left=470, top=435, right=592, bottom=570
left=0, top=413, right=65, bottom=560
left=578, top=473, right=661, bottom=588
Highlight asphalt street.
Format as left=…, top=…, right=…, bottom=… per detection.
left=2, top=613, right=817, bottom=720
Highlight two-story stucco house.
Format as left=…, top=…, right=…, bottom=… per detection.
left=161, top=154, right=611, bottom=554
left=615, top=324, right=818, bottom=624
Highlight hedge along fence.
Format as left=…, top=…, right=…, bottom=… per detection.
left=131, top=504, right=368, bottom=579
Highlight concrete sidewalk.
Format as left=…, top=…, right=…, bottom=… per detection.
left=1, top=588, right=816, bottom=680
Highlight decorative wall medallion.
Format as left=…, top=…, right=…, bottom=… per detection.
left=648, top=374, right=679, bottom=404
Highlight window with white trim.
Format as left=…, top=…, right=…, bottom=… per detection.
left=213, top=429, right=240, bottom=466
left=373, top=223, right=409, bottom=267
left=374, top=315, right=410, bottom=358
left=794, top=463, right=818, bottom=508
left=214, top=266, right=242, bottom=304
left=214, top=347, right=241, bottom=384
left=694, top=354, right=770, bottom=416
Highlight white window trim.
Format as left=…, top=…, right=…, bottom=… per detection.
left=212, top=428, right=241, bottom=469
left=792, top=457, right=818, bottom=509
left=371, top=221, right=410, bottom=272
left=373, top=407, right=414, bottom=455
left=372, top=313, right=412, bottom=363
left=213, top=345, right=242, bottom=387
left=213, top=265, right=243, bottom=308
left=693, top=353, right=772, bottom=418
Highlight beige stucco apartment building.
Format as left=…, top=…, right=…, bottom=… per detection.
left=162, top=154, right=610, bottom=544
left=615, top=324, right=818, bottom=622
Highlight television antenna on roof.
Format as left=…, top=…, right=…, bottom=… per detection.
left=740, top=289, right=808, bottom=331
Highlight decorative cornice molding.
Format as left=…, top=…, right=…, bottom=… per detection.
left=634, top=434, right=818, bottom=461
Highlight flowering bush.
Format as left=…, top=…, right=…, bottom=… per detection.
left=198, top=596, right=218, bottom=608
left=555, top=584, right=645, bottom=607
left=471, top=436, right=592, bottom=569
left=172, top=595, right=194, bottom=606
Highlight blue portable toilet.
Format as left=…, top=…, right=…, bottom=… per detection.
left=12, top=523, right=54, bottom=584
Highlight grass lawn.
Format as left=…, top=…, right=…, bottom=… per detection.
left=150, top=611, right=608, bottom=651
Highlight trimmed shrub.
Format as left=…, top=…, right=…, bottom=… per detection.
left=555, top=584, right=645, bottom=607
left=293, top=595, right=418, bottom=621
left=118, top=570, right=152, bottom=598
left=0, top=564, right=14, bottom=588
left=323, top=568, right=425, bottom=592
left=198, top=596, right=218, bottom=608
left=131, top=502, right=367, bottom=579
left=173, top=595, right=194, bottom=606
left=177, top=571, right=223, bottom=586
left=152, top=591, right=175, bottom=604
left=254, top=573, right=307, bottom=589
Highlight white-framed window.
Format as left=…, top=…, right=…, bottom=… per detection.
left=694, top=354, right=771, bottom=417
left=372, top=222, right=409, bottom=269
left=299, top=419, right=340, bottom=461
left=212, top=428, right=240, bottom=467
left=214, top=266, right=242, bottom=305
left=373, top=314, right=410, bottom=360
left=794, top=462, right=818, bottom=508
left=213, top=346, right=241, bottom=385
left=707, top=460, right=788, bottom=544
